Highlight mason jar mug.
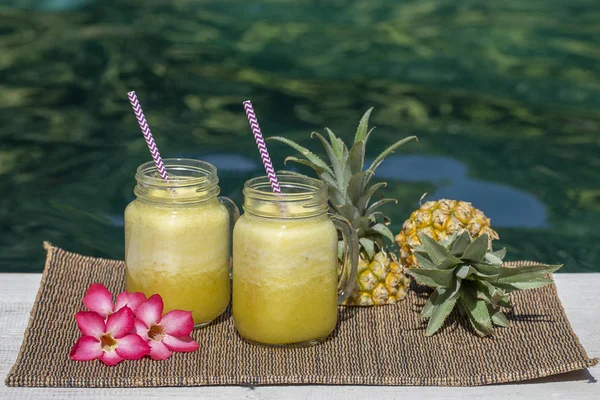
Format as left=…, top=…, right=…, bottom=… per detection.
left=125, top=158, right=238, bottom=327
left=232, top=175, right=359, bottom=346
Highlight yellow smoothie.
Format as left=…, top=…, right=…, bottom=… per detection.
left=232, top=213, right=338, bottom=345
left=125, top=188, right=230, bottom=325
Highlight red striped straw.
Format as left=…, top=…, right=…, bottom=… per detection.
left=127, top=91, right=169, bottom=181
left=243, top=100, right=281, bottom=193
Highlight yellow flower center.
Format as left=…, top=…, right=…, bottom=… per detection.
left=148, top=324, right=164, bottom=341
left=100, top=333, right=118, bottom=352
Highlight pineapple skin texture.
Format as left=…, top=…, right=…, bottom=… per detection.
left=342, top=251, right=410, bottom=306
left=396, top=199, right=499, bottom=269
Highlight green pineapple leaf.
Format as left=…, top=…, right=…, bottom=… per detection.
left=408, top=231, right=561, bottom=337
left=461, top=234, right=489, bottom=263
left=473, top=263, right=501, bottom=277
left=490, top=308, right=511, bottom=328
left=317, top=170, right=340, bottom=189
left=421, top=290, right=438, bottom=318
left=496, top=264, right=562, bottom=284
left=311, top=132, right=345, bottom=189
left=276, top=170, right=309, bottom=178
left=347, top=171, right=374, bottom=205
left=348, top=140, right=366, bottom=176
left=414, top=252, right=438, bottom=270
left=425, top=282, right=461, bottom=336
left=354, top=107, right=374, bottom=143
left=494, top=278, right=555, bottom=291
left=335, top=204, right=359, bottom=222
left=484, top=252, right=504, bottom=266
left=491, top=248, right=507, bottom=260
left=498, top=297, right=512, bottom=308
left=456, top=265, right=477, bottom=280
left=365, top=198, right=398, bottom=216
left=371, top=223, right=395, bottom=243
left=367, top=211, right=386, bottom=224
left=450, top=231, right=471, bottom=256
left=461, top=288, right=494, bottom=337
left=337, top=241, right=344, bottom=261
left=477, top=281, right=508, bottom=306
left=418, top=233, right=461, bottom=267
left=405, top=268, right=455, bottom=288
left=367, top=135, right=418, bottom=173
left=268, top=136, right=334, bottom=176
left=474, top=270, right=500, bottom=281
left=356, top=182, right=387, bottom=214
left=284, top=156, right=327, bottom=175
left=325, top=128, right=344, bottom=162
left=364, top=126, right=376, bottom=145
left=438, top=256, right=464, bottom=270
left=342, top=149, right=352, bottom=196
left=359, top=237, right=375, bottom=259
left=354, top=216, right=372, bottom=233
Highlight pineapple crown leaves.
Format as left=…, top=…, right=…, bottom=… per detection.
left=406, top=231, right=562, bottom=337
left=268, top=108, right=417, bottom=248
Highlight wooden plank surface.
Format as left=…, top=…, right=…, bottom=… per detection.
left=1, top=273, right=598, bottom=399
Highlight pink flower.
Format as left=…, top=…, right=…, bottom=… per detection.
left=83, top=283, right=146, bottom=318
left=70, top=307, right=150, bottom=365
left=71, top=284, right=198, bottom=365
left=134, top=294, right=199, bottom=360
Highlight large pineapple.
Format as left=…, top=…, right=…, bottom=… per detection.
left=269, top=108, right=418, bottom=306
left=396, top=198, right=499, bottom=269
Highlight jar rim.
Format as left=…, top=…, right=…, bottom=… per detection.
left=243, top=174, right=327, bottom=201
left=242, top=174, right=329, bottom=218
left=135, top=158, right=218, bottom=189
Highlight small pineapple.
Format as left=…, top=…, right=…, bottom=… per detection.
left=270, top=108, right=417, bottom=306
left=396, top=198, right=499, bottom=269
left=407, top=231, right=561, bottom=336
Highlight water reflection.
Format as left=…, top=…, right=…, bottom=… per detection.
left=6, top=0, right=94, bottom=11
left=1, top=0, right=599, bottom=273
left=201, top=154, right=259, bottom=173
left=375, top=155, right=547, bottom=228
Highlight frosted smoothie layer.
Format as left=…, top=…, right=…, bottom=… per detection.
left=125, top=194, right=230, bottom=325
left=232, top=213, right=338, bottom=345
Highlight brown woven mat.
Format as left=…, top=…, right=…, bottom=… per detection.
left=5, top=243, right=597, bottom=387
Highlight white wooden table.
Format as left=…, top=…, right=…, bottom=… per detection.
left=1, top=273, right=598, bottom=399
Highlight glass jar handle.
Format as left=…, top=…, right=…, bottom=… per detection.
left=218, top=196, right=240, bottom=226
left=330, top=214, right=359, bottom=305
left=218, top=196, right=240, bottom=279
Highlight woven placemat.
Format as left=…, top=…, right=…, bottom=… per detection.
left=5, top=243, right=597, bottom=387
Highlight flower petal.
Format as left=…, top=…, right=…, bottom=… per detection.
left=100, top=350, right=125, bottom=366
left=70, top=336, right=103, bottom=361
left=105, top=307, right=134, bottom=338
left=148, top=339, right=172, bottom=360
left=82, top=283, right=114, bottom=318
left=162, top=335, right=199, bottom=353
left=115, top=334, right=150, bottom=360
left=135, top=294, right=163, bottom=327
left=160, top=310, right=194, bottom=336
left=75, top=311, right=106, bottom=338
left=134, top=319, right=150, bottom=341
left=115, top=291, right=146, bottom=313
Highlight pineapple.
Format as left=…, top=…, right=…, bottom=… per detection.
left=396, top=198, right=499, bottom=269
left=407, top=231, right=561, bottom=336
left=269, top=108, right=417, bottom=306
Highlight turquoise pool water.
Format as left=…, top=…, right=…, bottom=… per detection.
left=1, top=0, right=599, bottom=272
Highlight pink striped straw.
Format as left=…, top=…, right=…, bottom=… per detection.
left=243, top=100, right=281, bottom=193
left=127, top=91, right=169, bottom=181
